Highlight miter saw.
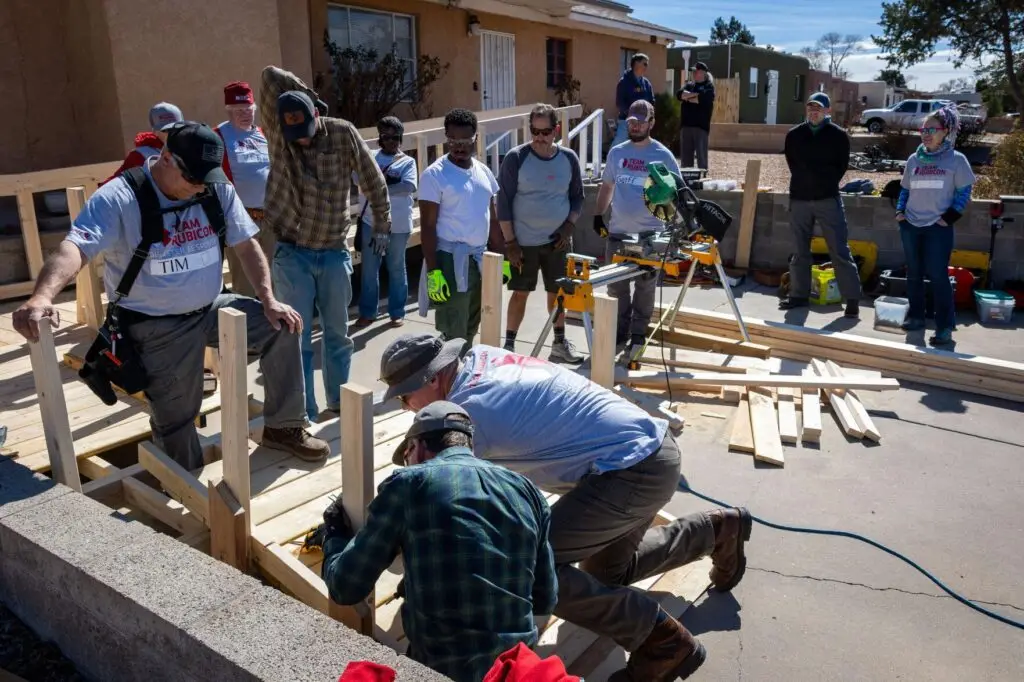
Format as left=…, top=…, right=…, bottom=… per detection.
left=530, top=162, right=751, bottom=366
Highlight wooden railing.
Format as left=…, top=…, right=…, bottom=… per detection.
left=0, top=104, right=583, bottom=321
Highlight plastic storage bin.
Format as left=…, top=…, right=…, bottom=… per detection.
left=873, top=296, right=910, bottom=333
left=878, top=268, right=958, bottom=318
left=974, top=290, right=1015, bottom=325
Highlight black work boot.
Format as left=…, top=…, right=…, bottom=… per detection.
left=779, top=296, right=809, bottom=310
left=262, top=427, right=330, bottom=462
left=708, top=507, right=753, bottom=592
left=611, top=611, right=706, bottom=682
left=845, top=299, right=860, bottom=318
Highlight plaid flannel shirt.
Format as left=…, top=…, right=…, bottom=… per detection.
left=259, top=66, right=391, bottom=249
left=322, top=447, right=557, bottom=682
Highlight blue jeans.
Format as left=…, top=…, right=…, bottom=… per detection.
left=899, top=221, right=955, bottom=331
left=358, top=222, right=410, bottom=320
left=611, top=119, right=629, bottom=149
left=272, top=242, right=354, bottom=419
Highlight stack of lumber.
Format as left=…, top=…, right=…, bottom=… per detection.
left=618, top=337, right=898, bottom=467
left=654, top=305, right=1024, bottom=403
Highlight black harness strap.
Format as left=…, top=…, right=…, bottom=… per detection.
left=114, top=167, right=230, bottom=309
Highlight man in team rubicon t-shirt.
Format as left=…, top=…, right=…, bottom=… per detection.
left=215, top=81, right=271, bottom=298
left=12, top=122, right=330, bottom=471
left=101, top=102, right=185, bottom=186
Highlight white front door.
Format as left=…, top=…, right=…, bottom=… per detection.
left=765, top=70, right=779, bottom=124
left=480, top=30, right=516, bottom=154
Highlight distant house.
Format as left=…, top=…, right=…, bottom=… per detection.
left=1, top=0, right=695, bottom=174
left=924, top=91, right=983, bottom=106
left=667, top=43, right=810, bottom=125
left=857, top=81, right=907, bottom=109
left=808, top=70, right=861, bottom=126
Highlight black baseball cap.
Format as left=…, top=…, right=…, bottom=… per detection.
left=694, top=61, right=709, bottom=72
left=165, top=122, right=228, bottom=185
left=278, top=91, right=318, bottom=142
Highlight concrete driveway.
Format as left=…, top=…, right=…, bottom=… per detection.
left=291, top=275, right=1024, bottom=681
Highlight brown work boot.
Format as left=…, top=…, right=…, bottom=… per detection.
left=612, top=611, right=706, bottom=681
left=262, top=426, right=330, bottom=462
left=709, top=507, right=753, bottom=592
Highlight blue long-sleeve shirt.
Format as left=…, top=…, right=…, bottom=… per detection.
left=322, top=446, right=557, bottom=682
left=616, top=69, right=654, bottom=119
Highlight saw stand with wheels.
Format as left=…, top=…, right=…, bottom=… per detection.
left=530, top=161, right=750, bottom=365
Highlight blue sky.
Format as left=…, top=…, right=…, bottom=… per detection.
left=628, top=0, right=989, bottom=90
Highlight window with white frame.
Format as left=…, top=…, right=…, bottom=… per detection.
left=621, top=48, right=639, bottom=73
left=327, top=5, right=416, bottom=88
left=749, top=67, right=759, bottom=98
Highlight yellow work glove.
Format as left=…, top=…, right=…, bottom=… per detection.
left=427, top=269, right=451, bottom=303
left=502, top=260, right=512, bottom=284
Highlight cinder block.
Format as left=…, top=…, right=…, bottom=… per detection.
left=0, top=457, right=73, bottom=520
left=1, top=562, right=205, bottom=682
left=186, top=586, right=452, bottom=681
left=845, top=207, right=874, bottom=231
left=0, top=490, right=156, bottom=572
left=75, top=532, right=261, bottom=646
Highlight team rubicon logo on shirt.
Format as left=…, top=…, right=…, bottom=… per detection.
left=619, top=158, right=648, bottom=171
left=162, top=217, right=214, bottom=247
left=913, top=166, right=947, bottom=176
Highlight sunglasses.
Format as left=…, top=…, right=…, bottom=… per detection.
left=379, top=134, right=402, bottom=142
left=920, top=127, right=945, bottom=135
left=531, top=127, right=555, bottom=137
left=446, top=136, right=477, bottom=148
left=170, top=152, right=202, bottom=185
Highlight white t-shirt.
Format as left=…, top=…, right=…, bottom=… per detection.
left=418, top=156, right=499, bottom=247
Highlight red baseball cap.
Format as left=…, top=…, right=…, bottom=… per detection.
left=224, top=81, right=254, bottom=106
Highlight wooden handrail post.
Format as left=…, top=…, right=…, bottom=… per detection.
left=480, top=251, right=504, bottom=347
left=591, top=293, right=617, bottom=389
left=68, top=186, right=103, bottom=330
left=218, top=308, right=251, bottom=517
left=333, top=382, right=376, bottom=635
left=28, top=317, right=81, bottom=491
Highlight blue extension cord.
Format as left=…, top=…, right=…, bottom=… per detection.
left=676, top=479, right=1024, bottom=631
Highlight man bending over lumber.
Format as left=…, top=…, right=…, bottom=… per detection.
left=379, top=333, right=754, bottom=682
left=319, top=401, right=557, bottom=682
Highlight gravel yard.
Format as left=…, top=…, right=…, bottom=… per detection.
left=0, top=604, right=84, bottom=682
left=706, top=151, right=903, bottom=191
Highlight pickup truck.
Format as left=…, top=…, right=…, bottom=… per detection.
left=859, top=99, right=986, bottom=134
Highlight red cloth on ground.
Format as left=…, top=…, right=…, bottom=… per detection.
left=337, top=661, right=397, bottom=682
left=483, top=643, right=581, bottom=682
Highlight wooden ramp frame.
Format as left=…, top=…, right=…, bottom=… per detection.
left=80, top=305, right=712, bottom=679
left=2, top=298, right=226, bottom=476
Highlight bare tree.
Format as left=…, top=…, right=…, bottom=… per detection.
left=936, top=76, right=977, bottom=93
left=799, top=46, right=825, bottom=70
left=816, top=32, right=864, bottom=77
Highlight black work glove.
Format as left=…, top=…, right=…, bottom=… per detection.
left=593, top=214, right=609, bottom=239
left=323, top=496, right=354, bottom=541
left=395, top=578, right=406, bottom=600
left=385, top=174, right=401, bottom=186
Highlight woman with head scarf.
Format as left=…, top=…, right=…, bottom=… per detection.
left=894, top=105, right=975, bottom=346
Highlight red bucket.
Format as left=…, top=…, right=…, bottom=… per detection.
left=949, top=266, right=977, bottom=310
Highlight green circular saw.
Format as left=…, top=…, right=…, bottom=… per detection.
left=643, top=162, right=681, bottom=222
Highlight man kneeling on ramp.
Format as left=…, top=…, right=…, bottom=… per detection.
left=379, top=332, right=754, bottom=681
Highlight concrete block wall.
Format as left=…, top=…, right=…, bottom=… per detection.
left=0, top=456, right=450, bottom=682
left=575, top=184, right=1024, bottom=285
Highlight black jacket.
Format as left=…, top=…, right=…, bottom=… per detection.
left=784, top=121, right=850, bottom=200
left=678, top=80, right=716, bottom=131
